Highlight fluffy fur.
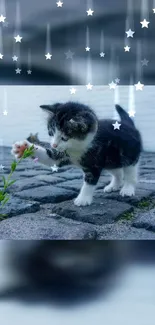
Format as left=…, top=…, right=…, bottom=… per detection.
left=12, top=101, right=142, bottom=206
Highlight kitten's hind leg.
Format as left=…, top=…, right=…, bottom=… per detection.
left=103, top=168, right=123, bottom=193
left=120, top=164, right=138, bottom=197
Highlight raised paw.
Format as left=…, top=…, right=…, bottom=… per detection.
left=11, top=140, right=30, bottom=159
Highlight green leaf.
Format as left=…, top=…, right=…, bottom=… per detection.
left=1, top=195, right=9, bottom=207
left=22, top=145, right=35, bottom=159
left=11, top=160, right=17, bottom=172
left=0, top=191, right=5, bottom=201
left=0, top=214, right=8, bottom=220
left=2, top=176, right=6, bottom=186
left=7, top=180, right=16, bottom=187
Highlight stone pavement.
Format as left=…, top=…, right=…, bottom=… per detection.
left=0, top=147, right=155, bottom=239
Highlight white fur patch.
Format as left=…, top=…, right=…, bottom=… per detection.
left=120, top=184, right=135, bottom=197
left=74, top=182, right=95, bottom=206
left=119, top=164, right=138, bottom=197
left=104, top=168, right=123, bottom=193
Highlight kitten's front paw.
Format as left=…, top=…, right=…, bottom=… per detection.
left=120, top=184, right=135, bottom=197
left=11, top=140, right=30, bottom=159
left=74, top=194, right=93, bottom=206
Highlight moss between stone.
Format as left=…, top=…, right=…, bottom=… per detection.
left=0, top=214, right=7, bottom=221
left=119, top=211, right=135, bottom=221
left=137, top=198, right=155, bottom=209
left=120, top=198, right=155, bottom=221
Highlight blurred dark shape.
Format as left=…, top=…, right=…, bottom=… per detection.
left=0, top=241, right=126, bottom=306
left=130, top=241, right=155, bottom=263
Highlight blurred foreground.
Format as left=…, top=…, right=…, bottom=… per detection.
left=0, top=241, right=155, bottom=324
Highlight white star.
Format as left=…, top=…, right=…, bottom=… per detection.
left=124, top=45, right=130, bottom=52
left=86, top=83, right=93, bottom=90
left=140, top=19, right=150, bottom=28
left=45, top=52, right=52, bottom=60
left=27, top=70, right=32, bottom=74
left=12, top=55, right=18, bottom=61
left=0, top=53, right=3, bottom=59
left=115, top=78, right=120, bottom=84
left=51, top=164, right=59, bottom=172
left=15, top=68, right=21, bottom=74
left=141, top=58, right=149, bottom=66
left=128, top=110, right=135, bottom=117
left=65, top=50, right=74, bottom=59
left=126, top=29, right=135, bottom=38
left=85, top=46, right=90, bottom=51
left=0, top=15, right=6, bottom=23
left=56, top=1, right=63, bottom=7
left=87, top=8, right=94, bottom=16
left=109, top=81, right=117, bottom=89
left=112, top=121, right=121, bottom=130
left=70, top=88, right=77, bottom=94
left=14, top=35, right=22, bottom=42
left=134, top=81, right=144, bottom=91
left=0, top=164, right=5, bottom=170
left=3, top=110, right=8, bottom=116
left=153, top=8, right=155, bottom=13
left=100, top=52, right=105, bottom=57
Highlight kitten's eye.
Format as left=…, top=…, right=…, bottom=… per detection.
left=61, top=136, right=68, bottom=142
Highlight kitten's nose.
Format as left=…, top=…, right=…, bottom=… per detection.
left=52, top=143, right=58, bottom=148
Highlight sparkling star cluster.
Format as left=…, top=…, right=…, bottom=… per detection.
left=0, top=2, right=154, bottom=88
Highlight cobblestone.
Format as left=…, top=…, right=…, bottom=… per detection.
left=0, top=148, right=155, bottom=239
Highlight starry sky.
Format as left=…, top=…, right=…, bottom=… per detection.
left=0, top=0, right=155, bottom=85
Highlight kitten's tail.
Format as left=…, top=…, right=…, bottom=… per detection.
left=115, top=104, right=135, bottom=127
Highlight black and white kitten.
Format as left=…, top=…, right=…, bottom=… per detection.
left=11, top=101, right=142, bottom=206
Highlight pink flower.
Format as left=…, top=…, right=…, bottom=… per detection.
left=33, top=158, right=38, bottom=163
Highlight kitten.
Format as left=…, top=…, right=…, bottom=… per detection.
left=12, top=101, right=142, bottom=206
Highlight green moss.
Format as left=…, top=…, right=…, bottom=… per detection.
left=0, top=214, right=7, bottom=221
left=137, top=199, right=152, bottom=209
left=120, top=211, right=134, bottom=221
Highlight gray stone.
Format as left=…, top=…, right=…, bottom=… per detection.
left=0, top=212, right=97, bottom=239
left=139, top=179, right=155, bottom=184
left=133, top=209, right=155, bottom=232
left=96, top=184, right=155, bottom=206
left=34, top=174, right=66, bottom=184
left=55, top=165, right=77, bottom=173
left=0, top=196, right=40, bottom=218
left=51, top=196, right=133, bottom=225
left=97, top=223, right=155, bottom=239
left=140, top=172, right=155, bottom=180
left=13, top=170, right=51, bottom=178
left=8, top=178, right=47, bottom=192
left=56, top=178, right=108, bottom=192
left=56, top=170, right=83, bottom=180
left=14, top=185, right=77, bottom=203
left=56, top=179, right=83, bottom=192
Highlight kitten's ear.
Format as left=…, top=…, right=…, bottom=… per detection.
left=40, top=103, right=61, bottom=115
left=68, top=118, right=88, bottom=132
